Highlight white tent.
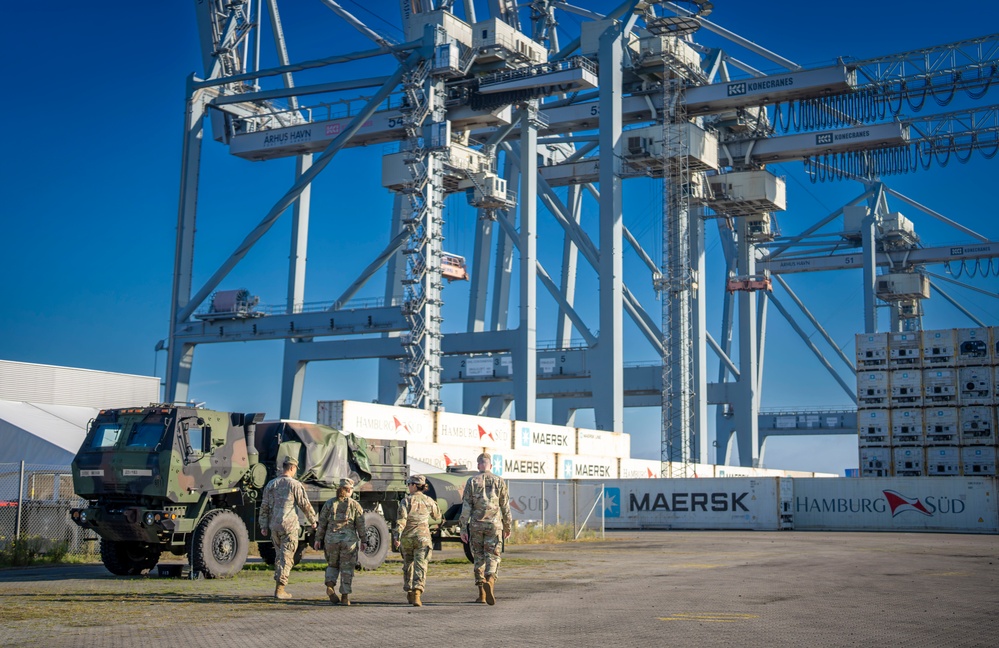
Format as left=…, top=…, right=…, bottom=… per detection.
left=0, top=400, right=94, bottom=466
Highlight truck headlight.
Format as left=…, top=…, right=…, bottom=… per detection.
left=144, top=512, right=155, bottom=526
left=80, top=511, right=88, bottom=522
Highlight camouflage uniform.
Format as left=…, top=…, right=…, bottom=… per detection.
left=259, top=474, right=317, bottom=587
left=458, top=467, right=511, bottom=585
left=316, top=493, right=366, bottom=595
left=394, top=481, right=442, bottom=595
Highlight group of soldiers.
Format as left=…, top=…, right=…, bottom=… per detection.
left=258, top=451, right=512, bottom=607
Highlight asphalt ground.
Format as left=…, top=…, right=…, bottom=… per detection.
left=1, top=531, right=997, bottom=647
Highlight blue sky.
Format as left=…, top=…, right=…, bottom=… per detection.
left=1, top=2, right=997, bottom=475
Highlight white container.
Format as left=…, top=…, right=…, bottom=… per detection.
left=857, top=371, right=889, bottom=407
left=960, top=406, right=996, bottom=445
left=889, top=369, right=923, bottom=406
left=857, top=409, right=889, bottom=445
left=576, top=428, right=630, bottom=458
left=859, top=446, right=891, bottom=477
left=922, top=368, right=957, bottom=404
left=924, top=408, right=959, bottom=445
left=958, top=366, right=994, bottom=406
left=488, top=451, right=557, bottom=480
left=893, top=447, right=924, bottom=476
left=926, top=447, right=961, bottom=476
left=888, top=332, right=921, bottom=368
left=961, top=446, right=997, bottom=477
left=956, top=327, right=992, bottom=365
left=619, top=458, right=664, bottom=479
left=316, top=400, right=434, bottom=443
left=436, top=411, right=513, bottom=450
left=855, top=333, right=888, bottom=368
left=513, top=420, right=577, bottom=454
left=406, top=442, right=484, bottom=473
left=556, top=454, right=619, bottom=480
left=921, top=329, right=956, bottom=366
left=890, top=408, right=923, bottom=445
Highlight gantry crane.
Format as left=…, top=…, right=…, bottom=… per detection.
left=163, top=1, right=999, bottom=472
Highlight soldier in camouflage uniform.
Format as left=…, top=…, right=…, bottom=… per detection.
left=392, top=474, right=442, bottom=607
left=314, top=477, right=366, bottom=605
left=459, top=452, right=512, bottom=606
left=259, top=457, right=318, bottom=600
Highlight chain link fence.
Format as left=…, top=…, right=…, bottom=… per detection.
left=507, top=480, right=606, bottom=538
left=0, top=462, right=98, bottom=561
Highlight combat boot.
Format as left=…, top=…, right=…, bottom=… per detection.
left=340, top=593, right=351, bottom=606
left=413, top=589, right=423, bottom=607
left=274, top=585, right=292, bottom=600
left=474, top=585, right=486, bottom=604
left=484, top=575, right=496, bottom=605
left=326, top=585, right=339, bottom=604
left=407, top=591, right=415, bottom=604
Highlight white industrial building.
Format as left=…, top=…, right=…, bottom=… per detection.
left=0, top=360, right=160, bottom=465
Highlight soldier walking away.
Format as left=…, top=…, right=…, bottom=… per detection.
left=392, top=474, right=442, bottom=607
left=458, top=452, right=512, bottom=605
left=259, top=457, right=318, bottom=600
left=314, top=478, right=366, bottom=605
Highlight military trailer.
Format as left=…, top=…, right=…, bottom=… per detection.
left=70, top=405, right=409, bottom=578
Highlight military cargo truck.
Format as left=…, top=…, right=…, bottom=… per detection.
left=70, top=405, right=409, bottom=578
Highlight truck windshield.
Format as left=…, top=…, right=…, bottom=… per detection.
left=127, top=422, right=167, bottom=448
left=90, top=424, right=123, bottom=448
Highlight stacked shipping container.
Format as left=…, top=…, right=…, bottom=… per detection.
left=856, top=327, right=998, bottom=477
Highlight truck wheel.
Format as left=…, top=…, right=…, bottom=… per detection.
left=100, top=540, right=161, bottom=576
left=192, top=510, right=249, bottom=579
left=358, top=511, right=389, bottom=570
left=257, top=542, right=276, bottom=566
left=462, top=538, right=474, bottom=563
left=293, top=539, right=308, bottom=566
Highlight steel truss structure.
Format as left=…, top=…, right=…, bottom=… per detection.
left=164, top=0, right=999, bottom=469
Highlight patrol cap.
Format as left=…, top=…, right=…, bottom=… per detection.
left=339, top=477, right=355, bottom=488
left=283, top=456, right=299, bottom=468
left=407, top=474, right=426, bottom=486
left=476, top=452, right=492, bottom=464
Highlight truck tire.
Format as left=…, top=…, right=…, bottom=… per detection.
left=357, top=511, right=390, bottom=570
left=192, top=510, right=249, bottom=578
left=462, top=538, right=474, bottom=563
left=257, top=541, right=276, bottom=566
left=100, top=540, right=161, bottom=576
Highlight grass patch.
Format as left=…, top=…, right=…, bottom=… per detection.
left=507, top=523, right=601, bottom=545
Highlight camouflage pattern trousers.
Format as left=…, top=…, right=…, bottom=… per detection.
left=271, top=525, right=299, bottom=585
left=324, top=539, right=359, bottom=594
left=468, top=524, right=502, bottom=585
left=400, top=537, right=432, bottom=593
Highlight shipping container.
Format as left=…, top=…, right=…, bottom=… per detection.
left=619, top=458, right=664, bottom=479
left=922, top=368, right=958, bottom=404
left=576, top=428, right=630, bottom=458
left=924, top=408, right=959, bottom=445
left=855, top=333, right=888, bottom=368
left=958, top=366, right=994, bottom=406
left=436, top=411, right=513, bottom=450
left=961, top=446, right=997, bottom=477
left=888, top=332, right=921, bottom=368
left=315, top=399, right=435, bottom=443
left=890, top=369, right=923, bottom=406
left=556, top=454, right=619, bottom=480
left=792, top=477, right=998, bottom=533
left=956, top=327, right=992, bottom=365
left=489, top=451, right=557, bottom=480
left=926, top=446, right=961, bottom=476
left=920, top=329, right=956, bottom=366
left=857, top=371, right=890, bottom=407
left=892, top=447, right=924, bottom=477
left=959, top=406, right=996, bottom=445
left=859, top=446, right=891, bottom=477
left=890, top=408, right=923, bottom=446
left=406, top=442, right=484, bottom=473
left=512, top=420, right=577, bottom=454
left=857, top=409, right=890, bottom=445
